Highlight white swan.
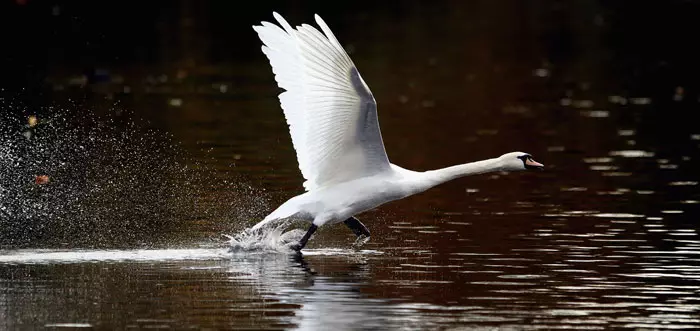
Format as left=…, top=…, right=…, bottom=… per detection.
left=251, top=13, right=544, bottom=251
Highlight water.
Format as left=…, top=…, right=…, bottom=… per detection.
left=2, top=2, right=700, bottom=330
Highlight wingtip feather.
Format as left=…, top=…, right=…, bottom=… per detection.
left=314, top=14, right=324, bottom=26
left=273, top=12, right=295, bottom=35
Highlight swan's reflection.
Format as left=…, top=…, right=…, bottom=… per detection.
left=291, top=253, right=318, bottom=275
left=225, top=251, right=394, bottom=330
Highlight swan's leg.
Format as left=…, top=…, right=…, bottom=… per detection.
left=291, top=224, right=317, bottom=252
left=343, top=216, right=371, bottom=237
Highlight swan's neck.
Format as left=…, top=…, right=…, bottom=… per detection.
left=420, top=157, right=503, bottom=189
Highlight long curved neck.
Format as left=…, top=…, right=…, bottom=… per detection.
left=420, top=157, right=503, bottom=190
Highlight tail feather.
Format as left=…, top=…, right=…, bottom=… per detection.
left=250, top=215, right=281, bottom=232
left=251, top=193, right=310, bottom=231
left=250, top=204, right=298, bottom=231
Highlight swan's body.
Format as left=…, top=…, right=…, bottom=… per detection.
left=251, top=13, right=543, bottom=250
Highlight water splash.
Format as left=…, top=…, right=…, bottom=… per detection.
left=0, top=106, right=268, bottom=247
left=226, top=220, right=304, bottom=253
left=225, top=221, right=376, bottom=255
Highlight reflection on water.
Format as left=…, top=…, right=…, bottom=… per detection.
left=2, top=1, right=700, bottom=330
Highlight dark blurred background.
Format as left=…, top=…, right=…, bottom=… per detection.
left=3, top=0, right=700, bottom=112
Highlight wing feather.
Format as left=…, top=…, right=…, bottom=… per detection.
left=253, top=12, right=390, bottom=191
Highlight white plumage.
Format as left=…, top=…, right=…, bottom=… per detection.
left=255, top=13, right=389, bottom=192
left=251, top=13, right=543, bottom=251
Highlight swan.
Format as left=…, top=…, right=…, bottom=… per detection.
left=251, top=13, right=544, bottom=251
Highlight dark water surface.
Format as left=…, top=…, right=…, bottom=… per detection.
left=2, top=2, right=700, bottom=330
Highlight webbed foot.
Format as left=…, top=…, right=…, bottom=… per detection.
left=290, top=243, right=303, bottom=252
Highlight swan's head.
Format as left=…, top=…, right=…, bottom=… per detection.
left=498, top=152, right=544, bottom=171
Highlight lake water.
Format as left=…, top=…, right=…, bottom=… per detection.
left=1, top=2, right=699, bottom=330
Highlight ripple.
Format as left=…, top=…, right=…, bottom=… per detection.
left=388, top=226, right=440, bottom=230
left=618, top=129, right=636, bottom=136
left=498, top=274, right=550, bottom=279
left=543, top=210, right=598, bottom=217
left=457, top=270, right=504, bottom=274
left=470, top=281, right=537, bottom=286
left=572, top=100, right=595, bottom=108
left=609, top=95, right=628, bottom=104
left=592, top=213, right=645, bottom=218
left=551, top=269, right=598, bottom=274
left=609, top=150, right=655, bottom=158
left=583, top=157, right=614, bottom=163
left=601, top=172, right=633, bottom=177
left=603, top=295, right=656, bottom=300
left=303, top=249, right=383, bottom=256
left=669, top=181, right=698, bottom=186
left=413, top=280, right=453, bottom=284
left=629, top=97, right=652, bottom=105
left=622, top=323, right=700, bottom=329
left=616, top=273, right=700, bottom=280
left=44, top=323, right=93, bottom=328
left=393, top=270, right=436, bottom=274
left=661, top=210, right=684, bottom=214
left=590, top=165, right=619, bottom=171
left=400, top=264, right=464, bottom=269
left=581, top=110, right=609, bottom=118
left=598, top=188, right=631, bottom=195
left=446, top=221, right=471, bottom=226
left=547, top=145, right=566, bottom=152
left=451, top=252, right=502, bottom=256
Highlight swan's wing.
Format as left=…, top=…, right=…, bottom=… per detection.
left=253, top=13, right=390, bottom=191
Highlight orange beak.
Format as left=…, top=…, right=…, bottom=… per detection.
left=525, top=158, right=544, bottom=169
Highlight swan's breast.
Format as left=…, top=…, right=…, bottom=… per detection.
left=304, top=170, right=418, bottom=224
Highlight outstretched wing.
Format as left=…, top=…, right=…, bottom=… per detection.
left=253, top=13, right=390, bottom=191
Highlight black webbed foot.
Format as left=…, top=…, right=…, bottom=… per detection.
left=290, top=224, right=318, bottom=252
left=343, top=216, right=370, bottom=238
left=290, top=243, right=303, bottom=252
